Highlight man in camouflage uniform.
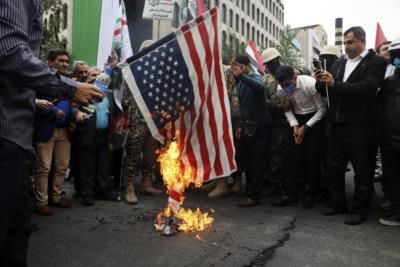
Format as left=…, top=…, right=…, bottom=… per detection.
left=261, top=48, right=292, bottom=197
left=121, top=40, right=162, bottom=205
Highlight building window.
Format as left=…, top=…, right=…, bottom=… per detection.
left=261, top=34, right=264, bottom=48
left=214, top=0, right=219, bottom=7
left=256, top=8, right=260, bottom=24
left=242, top=0, right=245, bottom=10
left=222, top=4, right=227, bottom=23
left=251, top=4, right=255, bottom=20
left=261, top=13, right=264, bottom=27
left=235, top=14, right=239, bottom=31
left=273, top=24, right=275, bottom=38
left=222, top=31, right=227, bottom=45
left=229, top=9, right=233, bottom=27
left=269, top=0, right=272, bottom=12
left=265, top=17, right=268, bottom=31
left=269, top=21, right=272, bottom=34
left=257, top=30, right=260, bottom=46
left=273, top=3, right=276, bottom=16
left=236, top=0, right=239, bottom=7
left=246, top=22, right=250, bottom=39
left=252, top=26, right=255, bottom=41
left=247, top=0, right=250, bottom=16
left=266, top=37, right=269, bottom=47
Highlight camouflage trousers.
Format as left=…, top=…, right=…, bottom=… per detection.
left=122, top=122, right=160, bottom=184
left=265, top=126, right=291, bottom=185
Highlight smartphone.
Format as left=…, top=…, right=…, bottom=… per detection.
left=313, top=59, right=323, bottom=70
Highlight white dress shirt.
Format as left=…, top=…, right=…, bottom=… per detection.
left=278, top=75, right=327, bottom=128
left=343, top=49, right=368, bottom=82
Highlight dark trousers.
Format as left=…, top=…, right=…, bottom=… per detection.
left=325, top=124, right=375, bottom=215
left=381, top=150, right=400, bottom=211
left=78, top=133, right=112, bottom=198
left=285, top=114, right=323, bottom=196
left=0, top=139, right=31, bottom=267
left=243, top=123, right=270, bottom=201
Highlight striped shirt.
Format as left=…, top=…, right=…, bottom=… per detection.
left=0, top=0, right=77, bottom=150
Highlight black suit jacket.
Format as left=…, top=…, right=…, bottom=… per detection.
left=316, top=49, right=386, bottom=128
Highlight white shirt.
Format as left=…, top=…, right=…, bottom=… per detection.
left=278, top=75, right=327, bottom=128
left=343, top=49, right=368, bottom=82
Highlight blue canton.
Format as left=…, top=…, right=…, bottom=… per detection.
left=130, top=38, right=194, bottom=129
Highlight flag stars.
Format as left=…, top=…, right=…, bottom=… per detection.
left=161, top=52, right=166, bottom=57
left=163, top=84, right=168, bottom=89
left=173, top=61, right=178, bottom=66
left=148, top=92, right=153, bottom=97
left=160, top=61, right=165, bottom=66
left=151, top=65, right=156, bottom=70
left=149, top=83, right=154, bottom=88
left=150, top=74, right=154, bottom=80
left=178, top=83, right=183, bottom=88
left=162, top=92, right=167, bottom=97
left=168, top=56, right=173, bottom=62
left=157, top=78, right=162, bottom=84
left=143, top=79, right=147, bottom=84
left=169, top=47, right=174, bottom=53
left=158, top=70, right=163, bottom=75
left=144, top=70, right=149, bottom=75
left=145, top=61, right=149, bottom=66
left=136, top=66, right=142, bottom=71
left=179, top=74, right=184, bottom=80
left=155, top=88, right=160, bottom=93
left=172, top=70, right=177, bottom=75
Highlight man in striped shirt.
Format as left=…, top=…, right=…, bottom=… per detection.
left=0, top=1, right=104, bottom=265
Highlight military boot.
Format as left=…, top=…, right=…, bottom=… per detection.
left=208, top=177, right=230, bottom=199
left=139, top=171, right=163, bottom=195
left=201, top=180, right=217, bottom=191
left=125, top=177, right=138, bottom=205
left=231, top=176, right=242, bottom=194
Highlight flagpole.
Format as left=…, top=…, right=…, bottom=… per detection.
left=324, top=59, right=330, bottom=108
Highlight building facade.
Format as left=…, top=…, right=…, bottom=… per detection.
left=292, top=24, right=328, bottom=69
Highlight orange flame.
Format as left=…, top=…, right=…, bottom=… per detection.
left=156, top=140, right=214, bottom=233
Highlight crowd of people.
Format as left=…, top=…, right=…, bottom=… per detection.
left=1, top=1, right=399, bottom=265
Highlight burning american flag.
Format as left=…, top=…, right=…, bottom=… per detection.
left=122, top=8, right=236, bottom=233
left=122, top=7, right=236, bottom=186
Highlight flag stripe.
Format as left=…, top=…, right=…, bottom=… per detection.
left=211, top=10, right=236, bottom=172
left=182, top=25, right=211, bottom=181
left=197, top=17, right=223, bottom=177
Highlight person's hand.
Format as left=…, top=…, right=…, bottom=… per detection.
left=75, top=111, right=87, bottom=123
left=36, top=99, right=53, bottom=111
left=296, top=125, right=306, bottom=145
left=74, top=82, right=104, bottom=106
left=315, top=70, right=334, bottom=87
left=55, top=110, right=65, bottom=119
left=293, top=125, right=299, bottom=143
left=235, top=128, right=242, bottom=140
left=68, top=122, right=77, bottom=134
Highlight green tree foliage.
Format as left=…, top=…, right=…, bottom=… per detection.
left=271, top=25, right=302, bottom=66
left=40, top=0, right=67, bottom=60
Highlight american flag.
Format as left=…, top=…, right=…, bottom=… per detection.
left=122, top=8, right=236, bottom=185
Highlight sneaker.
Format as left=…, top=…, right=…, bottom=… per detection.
left=36, top=205, right=54, bottom=216
left=49, top=198, right=71, bottom=208
left=379, top=212, right=400, bottom=226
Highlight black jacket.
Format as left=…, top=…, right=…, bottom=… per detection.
left=236, top=72, right=270, bottom=125
left=378, top=69, right=400, bottom=152
left=316, top=49, right=386, bottom=128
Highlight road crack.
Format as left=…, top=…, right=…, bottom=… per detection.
left=244, top=216, right=297, bottom=267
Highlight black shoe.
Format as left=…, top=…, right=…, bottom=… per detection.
left=271, top=195, right=297, bottom=207
left=95, top=191, right=120, bottom=201
left=379, top=212, right=400, bottom=226
left=320, top=205, right=347, bottom=216
left=81, top=196, right=95, bottom=206
left=303, top=195, right=314, bottom=210
left=344, top=214, right=367, bottom=225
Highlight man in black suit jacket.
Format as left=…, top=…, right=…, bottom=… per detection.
left=315, top=26, right=386, bottom=225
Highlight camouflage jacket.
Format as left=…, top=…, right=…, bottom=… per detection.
left=121, top=82, right=146, bottom=128
left=264, top=73, right=290, bottom=128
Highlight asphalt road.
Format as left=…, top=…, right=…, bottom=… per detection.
left=28, top=172, right=400, bottom=267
